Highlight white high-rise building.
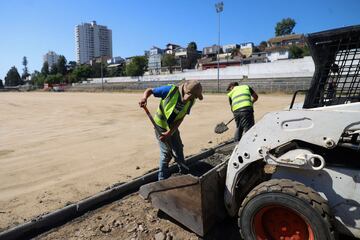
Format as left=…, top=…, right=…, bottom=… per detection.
left=75, top=21, right=113, bottom=64
left=43, top=51, right=59, bottom=68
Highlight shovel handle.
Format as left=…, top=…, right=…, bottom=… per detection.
left=225, top=117, right=235, bottom=126
left=142, top=105, right=162, bottom=136
left=142, top=105, right=189, bottom=171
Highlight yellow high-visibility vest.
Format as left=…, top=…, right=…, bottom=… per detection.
left=227, top=85, right=253, bottom=112
left=154, top=85, right=194, bottom=130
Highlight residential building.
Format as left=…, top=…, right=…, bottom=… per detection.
left=202, top=45, right=222, bottom=56
left=265, top=34, right=305, bottom=62
left=107, top=56, right=125, bottom=64
left=266, top=48, right=290, bottom=62
left=239, top=42, right=254, bottom=58
left=198, top=43, right=267, bottom=69
left=199, top=56, right=242, bottom=70
left=165, top=43, right=180, bottom=55
left=173, top=47, right=188, bottom=71
left=223, top=44, right=239, bottom=53
left=75, top=21, right=113, bottom=64
left=242, top=52, right=268, bottom=64
left=43, top=51, right=59, bottom=68
left=144, top=50, right=150, bottom=57
left=173, top=47, right=201, bottom=71
left=267, top=34, right=305, bottom=48
left=148, top=46, right=164, bottom=75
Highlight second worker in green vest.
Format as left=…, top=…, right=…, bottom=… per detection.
left=139, top=80, right=203, bottom=180
left=227, top=82, right=258, bottom=142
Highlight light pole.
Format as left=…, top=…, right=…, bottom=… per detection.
left=215, top=2, right=223, bottom=93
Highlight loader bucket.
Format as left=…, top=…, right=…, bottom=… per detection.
left=139, top=159, right=228, bottom=236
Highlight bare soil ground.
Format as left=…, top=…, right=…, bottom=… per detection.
left=37, top=150, right=239, bottom=240
left=35, top=151, right=357, bottom=240
left=0, top=92, right=296, bottom=232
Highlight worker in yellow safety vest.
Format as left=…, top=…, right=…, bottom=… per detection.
left=139, top=80, right=203, bottom=180
left=227, top=82, right=258, bottom=142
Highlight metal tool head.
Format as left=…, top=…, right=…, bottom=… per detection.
left=214, top=122, right=229, bottom=134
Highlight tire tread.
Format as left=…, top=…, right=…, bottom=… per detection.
left=238, top=179, right=336, bottom=239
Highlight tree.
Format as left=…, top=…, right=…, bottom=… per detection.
left=253, top=47, right=261, bottom=53
left=259, top=41, right=268, bottom=51
left=5, top=66, right=22, bottom=86
left=31, top=71, right=46, bottom=88
left=187, top=41, right=197, bottom=51
left=125, top=56, right=148, bottom=76
left=71, top=65, right=93, bottom=82
left=275, top=18, right=296, bottom=36
left=231, top=48, right=241, bottom=57
left=289, top=45, right=304, bottom=59
left=302, top=44, right=310, bottom=57
left=41, top=61, right=49, bottom=76
left=289, top=44, right=311, bottom=59
left=45, top=73, right=62, bottom=84
left=22, top=56, right=29, bottom=80
left=187, top=41, right=200, bottom=69
left=162, top=54, right=177, bottom=74
left=91, top=62, right=107, bottom=78
left=0, top=79, right=3, bottom=89
left=67, top=61, right=77, bottom=72
left=57, top=55, right=67, bottom=75
left=50, top=64, right=58, bottom=75
left=106, top=65, right=124, bottom=77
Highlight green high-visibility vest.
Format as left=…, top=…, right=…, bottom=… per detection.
left=154, top=85, right=194, bottom=131
left=227, top=85, right=253, bottom=112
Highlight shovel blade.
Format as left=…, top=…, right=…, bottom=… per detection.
left=214, top=122, right=228, bottom=134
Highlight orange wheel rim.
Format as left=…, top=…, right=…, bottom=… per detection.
left=253, top=205, right=315, bottom=240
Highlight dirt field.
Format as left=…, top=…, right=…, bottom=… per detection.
left=0, top=92, right=296, bottom=231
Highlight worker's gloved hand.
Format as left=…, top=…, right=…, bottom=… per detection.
left=139, top=98, right=147, bottom=108
left=159, top=131, right=171, bottom=142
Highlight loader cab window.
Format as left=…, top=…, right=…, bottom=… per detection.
left=321, top=48, right=360, bottom=106
left=303, top=26, right=360, bottom=108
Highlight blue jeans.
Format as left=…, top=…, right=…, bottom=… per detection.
left=156, top=129, right=186, bottom=180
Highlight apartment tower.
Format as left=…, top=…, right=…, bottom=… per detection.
left=43, top=51, right=59, bottom=68
left=75, top=21, right=112, bottom=64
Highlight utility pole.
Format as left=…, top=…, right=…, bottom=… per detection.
left=215, top=2, right=224, bottom=93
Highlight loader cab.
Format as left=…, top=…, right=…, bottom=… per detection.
left=303, top=25, right=360, bottom=108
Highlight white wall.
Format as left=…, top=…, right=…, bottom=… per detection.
left=88, top=57, right=315, bottom=84
left=267, top=51, right=289, bottom=62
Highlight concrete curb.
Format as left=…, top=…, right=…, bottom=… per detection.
left=0, top=141, right=232, bottom=240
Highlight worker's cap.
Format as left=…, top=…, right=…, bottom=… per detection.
left=183, top=80, right=203, bottom=101
left=226, top=82, right=239, bottom=92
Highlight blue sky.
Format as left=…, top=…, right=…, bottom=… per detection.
left=0, top=0, right=359, bottom=80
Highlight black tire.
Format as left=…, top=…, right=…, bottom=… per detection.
left=238, top=179, right=335, bottom=240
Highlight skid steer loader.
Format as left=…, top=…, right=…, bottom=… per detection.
left=140, top=25, right=360, bottom=239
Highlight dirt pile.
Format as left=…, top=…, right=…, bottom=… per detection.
left=37, top=193, right=199, bottom=240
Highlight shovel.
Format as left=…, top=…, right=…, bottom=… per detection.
left=142, top=105, right=190, bottom=172
left=214, top=117, right=235, bottom=134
